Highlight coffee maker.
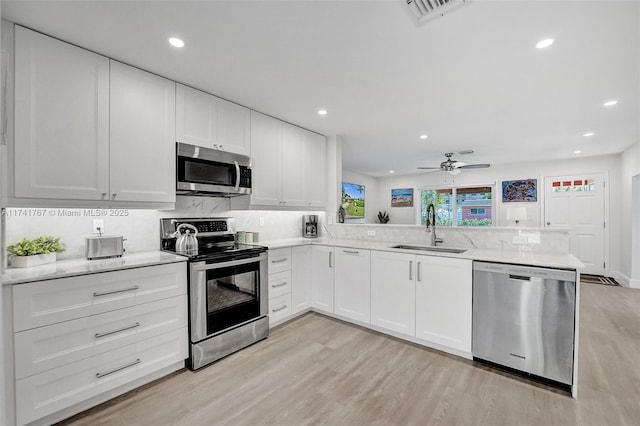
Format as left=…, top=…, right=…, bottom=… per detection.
left=302, top=215, right=318, bottom=238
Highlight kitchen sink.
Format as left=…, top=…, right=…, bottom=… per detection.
left=390, top=244, right=467, bottom=254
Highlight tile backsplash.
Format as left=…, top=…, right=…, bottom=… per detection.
left=3, top=196, right=326, bottom=262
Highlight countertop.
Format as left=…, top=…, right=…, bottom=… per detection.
left=257, top=238, right=584, bottom=270
left=1, top=251, right=187, bottom=286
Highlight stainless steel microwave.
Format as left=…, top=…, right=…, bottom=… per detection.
left=176, top=142, right=252, bottom=197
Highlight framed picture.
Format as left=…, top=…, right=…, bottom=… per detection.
left=341, top=182, right=365, bottom=220
left=502, top=179, right=537, bottom=202
left=391, top=188, right=413, bottom=207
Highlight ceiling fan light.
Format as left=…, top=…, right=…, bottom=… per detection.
left=449, top=169, right=461, bottom=175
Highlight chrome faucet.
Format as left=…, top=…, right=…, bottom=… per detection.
left=425, top=203, right=443, bottom=246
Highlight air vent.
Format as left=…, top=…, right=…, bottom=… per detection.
left=406, top=0, right=471, bottom=25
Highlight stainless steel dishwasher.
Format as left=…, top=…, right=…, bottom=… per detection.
left=472, top=261, right=577, bottom=386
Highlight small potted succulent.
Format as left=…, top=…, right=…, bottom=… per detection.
left=377, top=211, right=390, bottom=224
left=7, top=236, right=65, bottom=268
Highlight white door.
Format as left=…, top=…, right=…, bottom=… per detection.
left=544, top=174, right=605, bottom=274
left=175, top=83, right=218, bottom=149
left=109, top=61, right=176, bottom=203
left=14, top=26, right=110, bottom=200
left=250, top=111, right=281, bottom=206
left=217, top=98, right=251, bottom=156
left=280, top=123, right=307, bottom=207
left=334, top=248, right=371, bottom=323
left=370, top=251, right=416, bottom=336
left=291, top=245, right=312, bottom=314
left=415, top=256, right=472, bottom=353
left=311, top=246, right=334, bottom=314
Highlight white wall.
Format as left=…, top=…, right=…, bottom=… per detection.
left=620, top=141, right=640, bottom=288
left=344, top=153, right=623, bottom=275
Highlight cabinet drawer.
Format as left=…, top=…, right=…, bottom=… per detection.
left=15, top=328, right=187, bottom=426
left=268, top=248, right=291, bottom=274
left=269, top=293, right=292, bottom=324
left=268, top=270, right=292, bottom=299
left=13, top=262, right=187, bottom=331
left=14, top=295, right=187, bottom=379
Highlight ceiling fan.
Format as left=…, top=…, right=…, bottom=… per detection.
left=417, top=152, right=490, bottom=175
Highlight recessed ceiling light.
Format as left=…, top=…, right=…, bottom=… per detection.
left=389, top=170, right=395, bottom=174
left=603, top=100, right=618, bottom=107
left=536, top=38, right=554, bottom=49
left=583, top=132, right=595, bottom=137
left=419, top=134, right=428, bottom=139
left=573, top=150, right=582, bottom=154
left=317, top=109, right=327, bottom=116
left=168, top=37, right=185, bottom=48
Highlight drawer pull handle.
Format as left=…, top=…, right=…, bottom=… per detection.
left=343, top=250, right=359, bottom=254
left=93, top=285, right=139, bottom=297
left=271, top=259, right=287, bottom=264
left=272, top=305, right=288, bottom=313
left=271, top=282, right=288, bottom=288
left=95, top=322, right=140, bottom=339
left=96, top=358, right=141, bottom=379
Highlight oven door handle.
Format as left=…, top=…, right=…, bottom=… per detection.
left=234, top=160, right=241, bottom=191
left=191, top=253, right=267, bottom=271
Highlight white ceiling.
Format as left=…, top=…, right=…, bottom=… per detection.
left=3, top=0, right=639, bottom=177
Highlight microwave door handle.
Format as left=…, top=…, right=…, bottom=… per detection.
left=234, top=160, right=240, bottom=191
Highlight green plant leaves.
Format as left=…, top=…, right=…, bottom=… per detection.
left=7, top=236, right=65, bottom=256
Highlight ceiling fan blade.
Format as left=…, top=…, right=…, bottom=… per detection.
left=416, top=166, right=441, bottom=169
left=452, top=161, right=467, bottom=168
left=459, top=163, right=490, bottom=169
left=419, top=169, right=441, bottom=176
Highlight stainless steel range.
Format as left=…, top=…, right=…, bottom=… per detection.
left=161, top=217, right=268, bottom=370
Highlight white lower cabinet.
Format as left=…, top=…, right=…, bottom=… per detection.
left=291, top=245, right=312, bottom=313
left=334, top=248, right=371, bottom=323
left=415, top=255, right=472, bottom=353
left=311, top=245, right=335, bottom=314
left=370, top=251, right=416, bottom=336
left=267, top=248, right=293, bottom=326
left=15, top=329, right=186, bottom=426
left=8, top=262, right=188, bottom=426
left=269, top=294, right=292, bottom=324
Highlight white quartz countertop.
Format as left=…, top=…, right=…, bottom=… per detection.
left=1, top=251, right=187, bottom=286
left=257, top=238, right=584, bottom=270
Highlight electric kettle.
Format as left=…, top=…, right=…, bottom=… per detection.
left=174, top=223, right=198, bottom=255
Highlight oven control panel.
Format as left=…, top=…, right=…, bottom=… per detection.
left=160, top=217, right=234, bottom=238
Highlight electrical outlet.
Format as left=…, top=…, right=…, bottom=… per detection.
left=512, top=236, right=528, bottom=245
left=259, top=217, right=265, bottom=227
left=93, top=219, right=104, bottom=234
left=367, top=230, right=376, bottom=237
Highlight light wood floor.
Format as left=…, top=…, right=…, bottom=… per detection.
left=58, top=283, right=640, bottom=426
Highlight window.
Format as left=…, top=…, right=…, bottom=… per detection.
left=419, top=186, right=493, bottom=227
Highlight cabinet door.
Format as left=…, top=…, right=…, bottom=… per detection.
left=415, top=256, right=472, bottom=353
left=291, top=245, right=312, bottom=313
left=280, top=123, right=307, bottom=207
left=14, top=26, right=109, bottom=200
left=250, top=111, right=281, bottom=206
left=175, top=83, right=218, bottom=149
left=109, top=61, right=176, bottom=203
left=371, top=251, right=416, bottom=336
left=305, top=131, right=326, bottom=208
left=311, top=246, right=334, bottom=314
left=217, top=98, right=251, bottom=156
left=334, top=248, right=371, bottom=323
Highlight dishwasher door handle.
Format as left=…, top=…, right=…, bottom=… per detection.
left=509, top=274, right=531, bottom=281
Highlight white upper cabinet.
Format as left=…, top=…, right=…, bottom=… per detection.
left=415, top=256, right=472, bottom=353
left=14, top=26, right=110, bottom=200
left=175, top=84, right=250, bottom=156
left=242, top=111, right=326, bottom=209
left=370, top=251, right=416, bottom=336
left=109, top=61, right=175, bottom=203
left=175, top=84, right=218, bottom=148
left=249, top=111, right=281, bottom=206
left=217, top=97, right=250, bottom=156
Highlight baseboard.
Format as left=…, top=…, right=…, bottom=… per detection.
left=610, top=271, right=640, bottom=289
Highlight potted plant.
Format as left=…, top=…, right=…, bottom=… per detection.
left=377, top=211, right=390, bottom=224
left=7, top=236, right=65, bottom=268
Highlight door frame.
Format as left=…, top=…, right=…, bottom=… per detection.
left=542, top=170, right=610, bottom=276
